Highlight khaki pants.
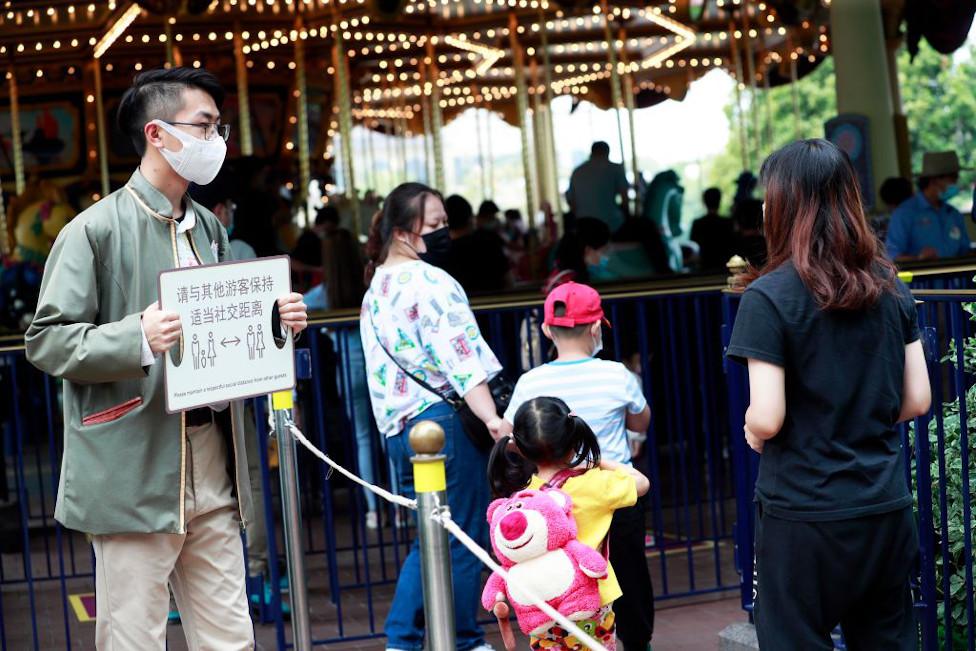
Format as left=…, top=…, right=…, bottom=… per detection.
left=92, top=422, right=254, bottom=650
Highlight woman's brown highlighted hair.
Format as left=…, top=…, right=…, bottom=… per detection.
left=744, top=139, right=896, bottom=311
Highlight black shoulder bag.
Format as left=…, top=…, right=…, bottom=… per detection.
left=369, top=313, right=512, bottom=452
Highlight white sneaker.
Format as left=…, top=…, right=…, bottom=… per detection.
left=365, top=511, right=378, bottom=530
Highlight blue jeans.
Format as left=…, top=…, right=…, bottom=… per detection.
left=384, top=402, right=490, bottom=651
left=333, top=331, right=379, bottom=513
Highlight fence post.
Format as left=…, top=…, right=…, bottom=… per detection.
left=272, top=390, right=313, bottom=650
left=409, top=420, right=456, bottom=651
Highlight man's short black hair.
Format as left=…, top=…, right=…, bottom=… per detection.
left=575, top=217, right=611, bottom=249
left=117, top=67, right=225, bottom=157
left=733, top=198, right=763, bottom=231
left=702, top=187, right=721, bottom=211
left=591, top=141, right=610, bottom=157
left=315, top=204, right=340, bottom=227
left=445, top=194, right=474, bottom=231
left=879, top=177, right=913, bottom=208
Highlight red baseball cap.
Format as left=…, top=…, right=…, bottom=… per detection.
left=543, top=282, right=610, bottom=328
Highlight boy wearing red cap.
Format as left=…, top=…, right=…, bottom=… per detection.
left=503, top=282, right=655, bottom=650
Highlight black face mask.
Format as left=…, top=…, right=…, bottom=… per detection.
left=419, top=227, right=452, bottom=268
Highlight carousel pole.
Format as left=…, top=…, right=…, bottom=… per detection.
left=740, top=7, right=761, bottom=163
left=538, top=9, right=562, bottom=218
left=384, top=118, right=397, bottom=191
left=333, top=29, right=360, bottom=225
left=486, top=109, right=496, bottom=199
left=364, top=121, right=376, bottom=191
left=761, top=59, right=773, bottom=156
left=619, top=27, right=641, bottom=216
left=529, top=59, right=548, bottom=216
left=0, top=181, right=7, bottom=256
left=397, top=94, right=409, bottom=182
left=424, top=42, right=446, bottom=191
left=728, top=22, right=750, bottom=171
left=508, top=13, right=536, bottom=227
left=6, top=69, right=25, bottom=195
left=164, top=16, right=175, bottom=67
left=600, top=2, right=629, bottom=183
left=475, top=104, right=488, bottom=203
left=234, top=24, right=254, bottom=156
left=421, top=93, right=434, bottom=185
left=788, top=37, right=801, bottom=140
left=294, top=21, right=311, bottom=217
left=92, top=60, right=111, bottom=198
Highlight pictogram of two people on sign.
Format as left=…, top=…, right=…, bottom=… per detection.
left=246, top=324, right=266, bottom=360
left=190, top=325, right=266, bottom=369
left=191, top=332, right=218, bottom=370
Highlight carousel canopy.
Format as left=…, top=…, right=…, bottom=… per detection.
left=0, top=0, right=832, bottom=133
left=0, top=0, right=970, bottom=181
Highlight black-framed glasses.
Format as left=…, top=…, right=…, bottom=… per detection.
left=166, top=121, right=231, bottom=142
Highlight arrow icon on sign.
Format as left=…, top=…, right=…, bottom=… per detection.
left=221, top=336, right=241, bottom=348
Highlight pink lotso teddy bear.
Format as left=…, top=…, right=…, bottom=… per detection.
left=481, top=488, right=608, bottom=636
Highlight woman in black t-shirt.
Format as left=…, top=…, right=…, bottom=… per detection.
left=727, top=139, right=932, bottom=649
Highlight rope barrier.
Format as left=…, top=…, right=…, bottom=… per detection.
left=284, top=420, right=417, bottom=510
left=278, top=417, right=608, bottom=651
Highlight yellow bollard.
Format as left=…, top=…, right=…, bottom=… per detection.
left=409, top=420, right=456, bottom=650
left=270, top=389, right=312, bottom=650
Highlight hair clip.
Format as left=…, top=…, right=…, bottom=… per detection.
left=568, top=411, right=578, bottom=418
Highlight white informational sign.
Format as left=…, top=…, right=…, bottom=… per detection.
left=159, top=255, right=295, bottom=413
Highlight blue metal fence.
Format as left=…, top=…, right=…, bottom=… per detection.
left=0, top=279, right=741, bottom=649
left=723, top=286, right=976, bottom=651
left=1, top=263, right=974, bottom=649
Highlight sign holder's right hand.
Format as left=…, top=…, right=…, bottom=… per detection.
left=143, top=302, right=182, bottom=354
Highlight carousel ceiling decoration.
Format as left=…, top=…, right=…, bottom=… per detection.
left=0, top=0, right=831, bottom=117
left=0, top=0, right=838, bottom=218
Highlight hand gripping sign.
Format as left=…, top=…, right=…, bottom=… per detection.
left=158, top=256, right=295, bottom=412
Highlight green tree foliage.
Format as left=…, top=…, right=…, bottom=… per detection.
left=916, top=305, right=976, bottom=647
left=899, top=43, right=976, bottom=193
left=704, top=40, right=976, bottom=205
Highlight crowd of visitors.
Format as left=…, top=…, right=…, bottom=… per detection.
left=6, top=135, right=973, bottom=333
left=2, top=62, right=972, bottom=651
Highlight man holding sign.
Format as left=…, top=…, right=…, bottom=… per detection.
left=25, top=67, right=307, bottom=650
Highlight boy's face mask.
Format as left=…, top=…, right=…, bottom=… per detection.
left=592, top=328, right=603, bottom=357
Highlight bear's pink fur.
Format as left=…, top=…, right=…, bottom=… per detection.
left=481, top=489, right=608, bottom=636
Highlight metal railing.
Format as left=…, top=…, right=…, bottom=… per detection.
left=723, top=284, right=976, bottom=651
left=1, top=263, right=974, bottom=649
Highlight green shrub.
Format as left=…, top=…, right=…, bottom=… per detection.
left=914, top=332, right=976, bottom=648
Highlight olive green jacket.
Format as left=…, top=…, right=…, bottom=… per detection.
left=25, top=169, right=253, bottom=535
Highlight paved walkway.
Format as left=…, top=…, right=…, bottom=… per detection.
left=235, top=594, right=746, bottom=650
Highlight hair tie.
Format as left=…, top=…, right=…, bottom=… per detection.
left=568, top=411, right=578, bottom=418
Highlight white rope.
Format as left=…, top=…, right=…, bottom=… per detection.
left=432, top=509, right=609, bottom=651
left=279, top=417, right=608, bottom=651
left=285, top=421, right=418, bottom=510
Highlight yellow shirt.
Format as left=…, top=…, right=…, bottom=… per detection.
left=529, top=467, right=637, bottom=605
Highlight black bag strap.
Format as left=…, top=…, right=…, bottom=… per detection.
left=367, top=308, right=462, bottom=409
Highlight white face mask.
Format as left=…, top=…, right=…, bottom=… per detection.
left=592, top=329, right=603, bottom=357
left=151, top=119, right=226, bottom=185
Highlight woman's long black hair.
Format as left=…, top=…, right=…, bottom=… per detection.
left=364, top=182, right=442, bottom=284
left=487, top=396, right=601, bottom=498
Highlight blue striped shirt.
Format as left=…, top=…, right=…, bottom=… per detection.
left=504, top=358, right=647, bottom=464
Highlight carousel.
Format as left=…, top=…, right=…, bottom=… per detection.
left=0, top=0, right=836, bottom=240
